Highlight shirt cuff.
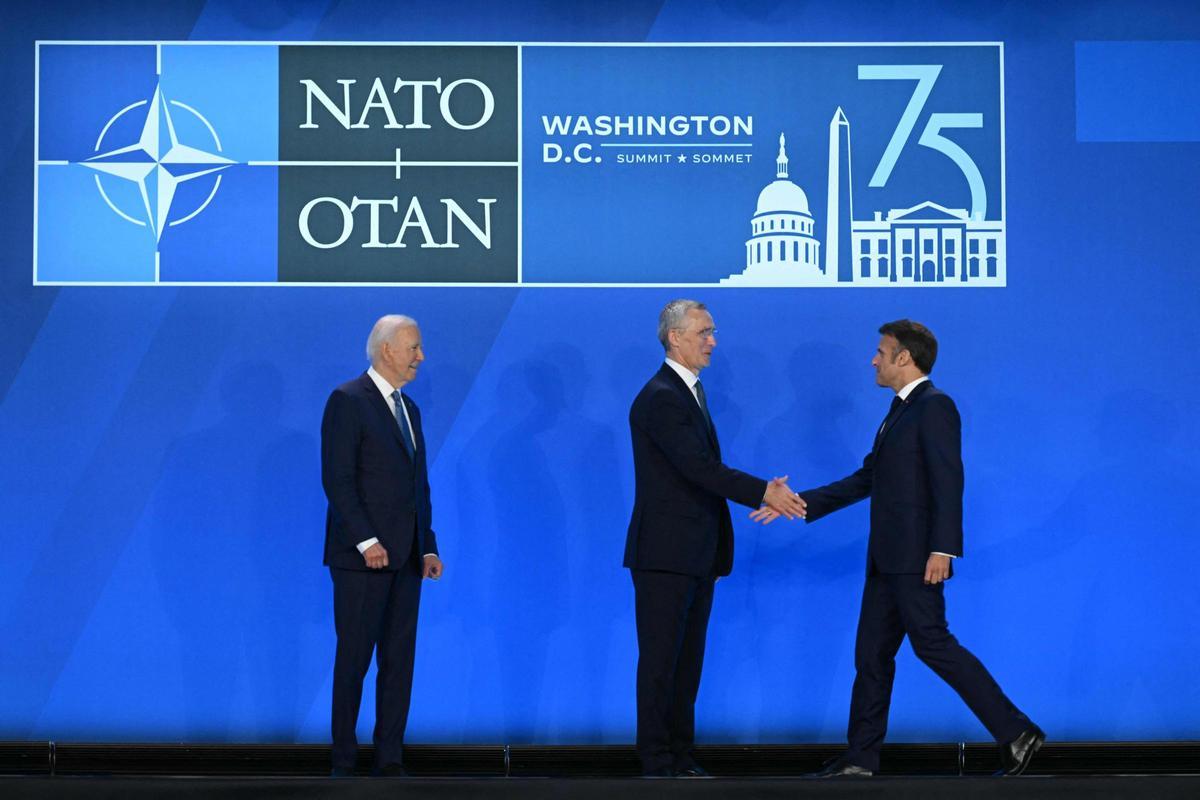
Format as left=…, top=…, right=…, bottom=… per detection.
left=931, top=552, right=958, bottom=558
left=356, top=537, right=380, bottom=554
left=423, top=553, right=437, bottom=559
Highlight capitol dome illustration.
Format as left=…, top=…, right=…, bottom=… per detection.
left=755, top=169, right=810, bottom=217
left=722, top=133, right=824, bottom=285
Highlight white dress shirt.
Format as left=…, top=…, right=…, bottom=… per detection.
left=894, top=375, right=955, bottom=560
left=664, top=357, right=702, bottom=406
left=355, top=367, right=434, bottom=560
left=897, top=375, right=929, bottom=401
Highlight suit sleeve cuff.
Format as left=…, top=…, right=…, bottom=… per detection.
left=356, top=537, right=380, bottom=554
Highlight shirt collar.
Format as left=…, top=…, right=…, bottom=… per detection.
left=897, top=375, right=930, bottom=401
left=664, top=357, right=699, bottom=389
left=367, top=365, right=400, bottom=399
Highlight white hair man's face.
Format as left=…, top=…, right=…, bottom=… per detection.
left=670, top=309, right=716, bottom=374
left=382, top=325, right=424, bottom=387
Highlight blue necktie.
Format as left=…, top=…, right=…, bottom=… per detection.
left=391, top=389, right=428, bottom=551
left=391, top=390, right=416, bottom=458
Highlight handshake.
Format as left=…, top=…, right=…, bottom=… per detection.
left=752, top=476, right=806, bottom=525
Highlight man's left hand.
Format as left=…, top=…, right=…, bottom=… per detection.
left=423, top=554, right=444, bottom=580
left=924, top=553, right=951, bottom=585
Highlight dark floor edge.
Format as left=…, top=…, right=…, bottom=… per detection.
left=1, top=741, right=1197, bottom=777
left=2, top=775, right=1200, bottom=800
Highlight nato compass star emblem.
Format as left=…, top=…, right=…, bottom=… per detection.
left=81, top=84, right=234, bottom=242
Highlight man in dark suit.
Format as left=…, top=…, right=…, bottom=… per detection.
left=754, top=319, right=1043, bottom=777
left=624, top=299, right=807, bottom=777
left=321, top=315, right=444, bottom=777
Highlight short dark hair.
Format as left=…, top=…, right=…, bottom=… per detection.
left=879, top=319, right=937, bottom=374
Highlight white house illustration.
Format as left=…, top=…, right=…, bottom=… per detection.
left=850, top=202, right=1004, bottom=285
left=720, top=133, right=824, bottom=286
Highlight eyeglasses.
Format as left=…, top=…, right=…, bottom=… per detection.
left=674, top=326, right=717, bottom=339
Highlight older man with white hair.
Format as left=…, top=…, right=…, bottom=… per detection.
left=321, top=314, right=443, bottom=778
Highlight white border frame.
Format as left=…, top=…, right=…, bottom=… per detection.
left=33, top=40, right=1006, bottom=288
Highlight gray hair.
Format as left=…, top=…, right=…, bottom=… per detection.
left=657, top=299, right=707, bottom=351
left=366, top=314, right=419, bottom=363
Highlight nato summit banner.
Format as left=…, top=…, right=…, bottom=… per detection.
left=36, top=42, right=1002, bottom=287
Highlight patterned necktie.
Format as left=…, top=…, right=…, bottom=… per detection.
left=694, top=380, right=715, bottom=434
left=391, top=390, right=416, bottom=457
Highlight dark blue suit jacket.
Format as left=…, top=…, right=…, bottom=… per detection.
left=623, top=364, right=767, bottom=578
left=800, top=380, right=963, bottom=575
left=321, top=373, right=437, bottom=571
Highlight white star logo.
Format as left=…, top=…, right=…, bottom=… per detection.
left=82, top=85, right=234, bottom=242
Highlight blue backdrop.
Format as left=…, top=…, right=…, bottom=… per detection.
left=1, top=0, right=1198, bottom=745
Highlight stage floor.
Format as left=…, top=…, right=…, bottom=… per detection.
left=4, top=776, right=1200, bottom=800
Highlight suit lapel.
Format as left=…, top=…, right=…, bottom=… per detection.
left=359, top=373, right=412, bottom=460
left=875, top=380, right=933, bottom=451
left=708, top=415, right=722, bottom=458
left=659, top=364, right=719, bottom=453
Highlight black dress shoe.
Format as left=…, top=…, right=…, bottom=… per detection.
left=807, top=756, right=873, bottom=778
left=998, top=725, right=1046, bottom=776
left=674, top=764, right=712, bottom=778
left=641, top=767, right=674, bottom=778
left=329, top=766, right=355, bottom=778
left=372, top=763, right=409, bottom=777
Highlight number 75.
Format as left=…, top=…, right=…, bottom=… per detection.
left=859, top=64, right=987, bottom=220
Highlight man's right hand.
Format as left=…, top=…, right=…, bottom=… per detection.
left=363, top=542, right=389, bottom=569
left=749, top=506, right=781, bottom=524
left=763, top=476, right=807, bottom=520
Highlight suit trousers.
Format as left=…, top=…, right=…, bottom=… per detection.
left=330, top=554, right=423, bottom=769
left=632, top=569, right=715, bottom=773
left=844, top=572, right=1030, bottom=771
